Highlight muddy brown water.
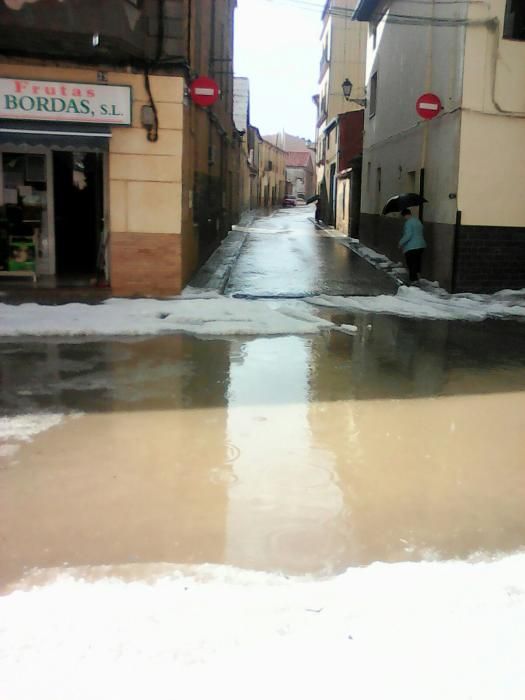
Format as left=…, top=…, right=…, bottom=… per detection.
left=1, top=314, right=525, bottom=588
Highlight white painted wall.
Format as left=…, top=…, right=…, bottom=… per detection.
left=361, top=0, right=467, bottom=225
left=233, top=77, right=250, bottom=134
left=458, top=0, right=525, bottom=226
left=362, top=0, right=525, bottom=229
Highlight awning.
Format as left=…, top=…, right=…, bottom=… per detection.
left=0, top=119, right=111, bottom=151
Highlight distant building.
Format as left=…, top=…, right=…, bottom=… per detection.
left=234, top=77, right=252, bottom=214
left=233, top=77, right=250, bottom=135
left=285, top=151, right=315, bottom=199
left=265, top=132, right=315, bottom=153
left=315, top=0, right=367, bottom=229
left=259, top=137, right=287, bottom=207
left=265, top=132, right=316, bottom=199
left=233, top=83, right=287, bottom=212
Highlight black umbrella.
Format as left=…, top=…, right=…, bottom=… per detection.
left=382, top=193, right=428, bottom=215
left=306, top=194, right=320, bottom=204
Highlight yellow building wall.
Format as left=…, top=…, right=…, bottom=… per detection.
left=458, top=1, right=525, bottom=227
left=0, top=62, right=185, bottom=295
left=325, top=1, right=367, bottom=123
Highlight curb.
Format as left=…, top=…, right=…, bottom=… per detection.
left=188, top=228, right=249, bottom=294
left=337, top=238, right=406, bottom=288
left=308, top=216, right=405, bottom=287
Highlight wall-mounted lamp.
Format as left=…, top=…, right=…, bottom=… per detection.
left=92, top=33, right=100, bottom=48
left=342, top=78, right=367, bottom=108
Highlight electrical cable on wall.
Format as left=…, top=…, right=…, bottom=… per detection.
left=142, top=0, right=165, bottom=142
left=144, top=66, right=160, bottom=142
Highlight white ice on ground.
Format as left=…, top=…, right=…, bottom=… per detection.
left=2, top=284, right=525, bottom=338
left=0, top=413, right=64, bottom=442
left=337, top=323, right=358, bottom=334
left=1, top=555, right=525, bottom=700
left=308, top=285, right=525, bottom=321
left=178, top=286, right=223, bottom=300
left=0, top=297, right=333, bottom=338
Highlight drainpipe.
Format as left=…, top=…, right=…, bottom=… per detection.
left=451, top=209, right=462, bottom=293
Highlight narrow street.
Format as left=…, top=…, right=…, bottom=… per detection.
left=2, top=207, right=525, bottom=698
left=2, top=202, right=525, bottom=584
left=227, top=206, right=397, bottom=297
left=2, top=0, right=525, bottom=696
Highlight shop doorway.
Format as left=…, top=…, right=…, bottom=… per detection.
left=53, top=151, right=103, bottom=279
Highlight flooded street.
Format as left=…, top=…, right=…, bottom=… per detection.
left=2, top=314, right=525, bottom=588
left=227, top=207, right=397, bottom=297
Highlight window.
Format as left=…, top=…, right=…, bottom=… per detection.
left=370, top=72, right=378, bottom=117
left=504, top=0, right=525, bottom=40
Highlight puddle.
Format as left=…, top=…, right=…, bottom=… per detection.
left=1, top=316, right=525, bottom=587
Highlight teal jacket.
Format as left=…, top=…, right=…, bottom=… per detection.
left=400, top=217, right=426, bottom=253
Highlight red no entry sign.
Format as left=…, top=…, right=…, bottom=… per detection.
left=416, top=93, right=443, bottom=120
left=189, top=76, right=220, bottom=107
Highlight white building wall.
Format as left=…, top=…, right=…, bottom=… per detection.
left=361, top=0, right=467, bottom=226
left=233, top=77, right=250, bottom=134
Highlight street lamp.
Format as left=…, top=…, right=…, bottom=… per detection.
left=342, top=78, right=367, bottom=107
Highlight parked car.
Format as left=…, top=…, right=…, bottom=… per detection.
left=282, top=194, right=297, bottom=207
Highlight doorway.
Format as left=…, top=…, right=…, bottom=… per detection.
left=53, top=151, right=103, bottom=279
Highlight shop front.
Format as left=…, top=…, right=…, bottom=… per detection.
left=0, top=76, right=131, bottom=287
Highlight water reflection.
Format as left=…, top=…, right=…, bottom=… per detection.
left=225, top=337, right=344, bottom=573
left=1, top=315, right=525, bottom=587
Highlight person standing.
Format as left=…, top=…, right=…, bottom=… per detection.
left=399, top=208, right=426, bottom=284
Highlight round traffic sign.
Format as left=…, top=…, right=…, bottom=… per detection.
left=416, top=93, right=443, bottom=120
left=189, top=76, right=220, bottom=107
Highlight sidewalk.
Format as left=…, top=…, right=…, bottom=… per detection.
left=0, top=284, right=112, bottom=306
left=0, top=209, right=262, bottom=305
left=310, top=217, right=408, bottom=287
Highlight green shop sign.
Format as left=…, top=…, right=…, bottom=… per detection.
left=0, top=77, right=132, bottom=125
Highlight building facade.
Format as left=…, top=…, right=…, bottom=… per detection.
left=258, top=137, right=286, bottom=208
left=315, top=0, right=367, bottom=226
left=285, top=151, right=315, bottom=199
left=335, top=109, right=364, bottom=236
left=233, top=76, right=252, bottom=215
left=354, top=0, right=525, bottom=292
left=0, top=0, right=238, bottom=297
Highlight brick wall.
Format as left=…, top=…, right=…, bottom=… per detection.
left=454, top=226, right=525, bottom=293
left=111, top=232, right=181, bottom=297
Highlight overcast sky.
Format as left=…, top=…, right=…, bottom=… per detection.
left=234, top=0, right=322, bottom=140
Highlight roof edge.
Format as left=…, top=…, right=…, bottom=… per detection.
left=353, top=0, right=382, bottom=21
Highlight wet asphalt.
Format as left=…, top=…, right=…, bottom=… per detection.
left=226, top=206, right=397, bottom=298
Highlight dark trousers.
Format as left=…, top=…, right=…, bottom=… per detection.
left=405, top=248, right=424, bottom=282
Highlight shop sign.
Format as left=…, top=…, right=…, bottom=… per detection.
left=0, top=77, right=132, bottom=125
